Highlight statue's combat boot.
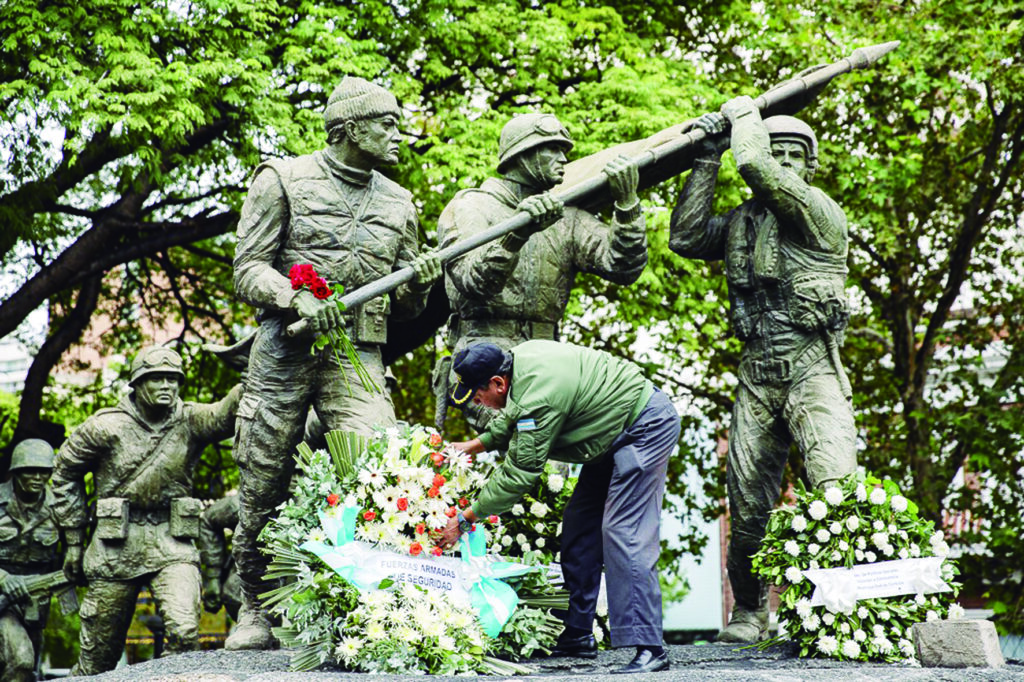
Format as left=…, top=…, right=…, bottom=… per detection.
left=715, top=604, right=769, bottom=643
left=224, top=599, right=279, bottom=650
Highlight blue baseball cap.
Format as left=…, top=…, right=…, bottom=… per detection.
left=450, top=343, right=507, bottom=406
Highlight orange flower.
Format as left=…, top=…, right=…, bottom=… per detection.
left=363, top=510, right=376, bottom=521
left=429, top=433, right=443, bottom=447
left=427, top=486, right=440, bottom=498
left=409, top=542, right=423, bottom=556
left=415, top=523, right=426, bottom=535
left=458, top=497, right=469, bottom=508
left=432, top=474, right=446, bottom=488
left=397, top=497, right=409, bottom=511
left=445, top=506, right=458, bottom=518
left=430, top=452, right=445, bottom=467
left=431, top=546, right=443, bottom=557
left=326, top=493, right=340, bottom=507
left=487, top=515, right=499, bottom=524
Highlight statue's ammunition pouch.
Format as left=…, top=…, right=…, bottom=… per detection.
left=783, top=272, right=849, bottom=332
left=95, top=498, right=129, bottom=541
left=169, top=497, right=202, bottom=540
left=348, top=296, right=390, bottom=346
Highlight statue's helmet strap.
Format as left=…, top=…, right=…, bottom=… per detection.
left=497, top=113, right=574, bottom=173
left=130, top=346, right=185, bottom=385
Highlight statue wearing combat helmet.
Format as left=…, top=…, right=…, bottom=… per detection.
left=51, top=346, right=241, bottom=675
left=0, top=439, right=61, bottom=682
left=228, top=75, right=441, bottom=650
left=670, top=96, right=857, bottom=643
left=434, top=112, right=648, bottom=430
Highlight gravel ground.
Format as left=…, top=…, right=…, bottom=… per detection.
left=60, top=643, right=1024, bottom=682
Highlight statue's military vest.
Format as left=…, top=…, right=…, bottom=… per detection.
left=724, top=203, right=849, bottom=341
left=258, top=153, right=416, bottom=343
left=0, top=481, right=59, bottom=574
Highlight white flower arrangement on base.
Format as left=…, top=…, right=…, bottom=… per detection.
left=752, top=473, right=961, bottom=663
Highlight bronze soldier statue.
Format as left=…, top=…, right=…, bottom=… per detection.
left=198, top=494, right=241, bottom=622
left=434, top=112, right=647, bottom=429
left=228, top=75, right=441, bottom=650
left=670, top=96, right=857, bottom=643
left=0, top=439, right=61, bottom=682
left=52, top=346, right=241, bottom=674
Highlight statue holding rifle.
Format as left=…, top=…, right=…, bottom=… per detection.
left=669, top=96, right=857, bottom=643
left=228, top=75, right=441, bottom=650
left=434, top=113, right=647, bottom=430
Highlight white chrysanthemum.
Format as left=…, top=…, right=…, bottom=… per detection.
left=910, top=543, right=921, bottom=557
left=828, top=550, right=840, bottom=562
left=925, top=610, right=940, bottom=622
left=872, top=519, right=885, bottom=531
left=423, top=619, right=445, bottom=638
left=872, top=636, right=894, bottom=654
left=871, top=532, right=889, bottom=548
left=878, top=609, right=890, bottom=621
left=536, top=537, right=546, bottom=548
left=845, top=516, right=860, bottom=532
left=882, top=544, right=895, bottom=557
left=839, top=621, right=851, bottom=635
left=857, top=606, right=869, bottom=618
left=597, top=600, right=608, bottom=618
left=854, top=628, right=867, bottom=643
left=365, top=620, right=387, bottom=640
left=948, top=603, right=965, bottom=620
left=888, top=494, right=908, bottom=513
left=515, top=533, right=527, bottom=545
left=547, top=474, right=565, bottom=493
left=815, top=528, right=831, bottom=543
left=855, top=484, right=867, bottom=502
left=358, top=464, right=387, bottom=488
left=816, top=635, right=838, bottom=655
left=802, top=614, right=820, bottom=632
left=530, top=501, right=550, bottom=518
left=865, top=551, right=877, bottom=563
left=593, top=622, right=604, bottom=642
left=808, top=500, right=828, bottom=520
left=796, top=598, right=813, bottom=618
left=932, top=540, right=950, bottom=557
left=438, top=634, right=456, bottom=650
left=451, top=611, right=474, bottom=629
left=913, top=593, right=926, bottom=605
left=501, top=535, right=513, bottom=547
left=306, top=528, right=325, bottom=543
left=898, top=547, right=910, bottom=559
left=511, top=504, right=525, bottom=516
left=869, top=487, right=887, bottom=505
left=534, top=522, right=545, bottom=534
left=873, top=624, right=886, bottom=637
left=829, top=521, right=842, bottom=535
left=784, top=540, right=801, bottom=556
left=899, top=638, right=915, bottom=656
left=791, top=515, right=808, bottom=532
left=888, top=523, right=897, bottom=534
left=822, top=612, right=835, bottom=626
left=809, top=560, right=820, bottom=570
left=336, top=636, right=363, bottom=662
left=785, top=566, right=803, bottom=583
left=824, top=486, right=843, bottom=506
left=841, top=639, right=861, bottom=658
left=808, top=543, right=821, bottom=555
left=855, top=549, right=865, bottom=561
left=931, top=530, right=945, bottom=544
left=857, top=537, right=867, bottom=550
left=838, top=540, right=849, bottom=551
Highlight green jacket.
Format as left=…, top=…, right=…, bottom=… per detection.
left=474, top=340, right=655, bottom=516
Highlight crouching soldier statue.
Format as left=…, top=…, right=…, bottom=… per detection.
left=52, top=346, right=242, bottom=675
left=0, top=439, right=62, bottom=682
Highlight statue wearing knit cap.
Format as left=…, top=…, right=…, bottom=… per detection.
left=227, top=76, right=441, bottom=650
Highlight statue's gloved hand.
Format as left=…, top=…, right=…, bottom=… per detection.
left=516, top=192, right=564, bottom=239
left=63, top=545, right=85, bottom=585
left=411, top=245, right=442, bottom=288
left=602, top=154, right=640, bottom=208
left=0, top=574, right=30, bottom=601
left=694, top=112, right=729, bottom=158
left=720, top=95, right=759, bottom=125
left=291, top=289, right=344, bottom=335
left=203, top=575, right=223, bottom=613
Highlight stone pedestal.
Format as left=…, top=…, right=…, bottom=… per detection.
left=912, top=619, right=1005, bottom=668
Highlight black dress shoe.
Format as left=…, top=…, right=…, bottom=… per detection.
left=612, top=648, right=669, bottom=674
left=549, top=633, right=598, bottom=659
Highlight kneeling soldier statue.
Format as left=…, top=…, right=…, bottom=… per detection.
left=0, top=439, right=62, bottom=682
left=52, top=346, right=241, bottom=675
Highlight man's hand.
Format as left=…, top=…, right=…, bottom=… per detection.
left=0, top=574, right=29, bottom=601
left=63, top=546, right=84, bottom=585
left=515, top=192, right=564, bottom=240
left=411, top=246, right=442, bottom=288
left=438, top=515, right=462, bottom=550
left=450, top=438, right=485, bottom=456
left=203, top=575, right=223, bottom=613
left=693, top=112, right=729, bottom=158
left=720, top=95, right=759, bottom=126
left=602, top=154, right=640, bottom=207
left=291, top=289, right=344, bottom=335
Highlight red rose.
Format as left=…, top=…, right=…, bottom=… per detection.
left=363, top=510, right=376, bottom=521
left=430, top=452, right=445, bottom=467
left=432, top=474, right=446, bottom=488
left=397, top=497, right=409, bottom=511
left=458, top=497, right=469, bottom=508
left=427, top=486, right=440, bottom=498
left=428, top=433, right=443, bottom=447
left=445, top=506, right=457, bottom=518
left=299, top=264, right=317, bottom=284
left=311, top=279, right=333, bottom=300
left=431, top=546, right=443, bottom=557
left=415, top=523, right=426, bottom=535
left=326, top=493, right=340, bottom=507
left=409, top=542, right=423, bottom=556
left=487, top=515, right=499, bottom=524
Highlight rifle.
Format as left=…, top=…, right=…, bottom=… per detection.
left=0, top=570, right=70, bottom=614
left=286, top=40, right=899, bottom=338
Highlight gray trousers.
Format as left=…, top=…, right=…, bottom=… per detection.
left=560, top=389, right=680, bottom=647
